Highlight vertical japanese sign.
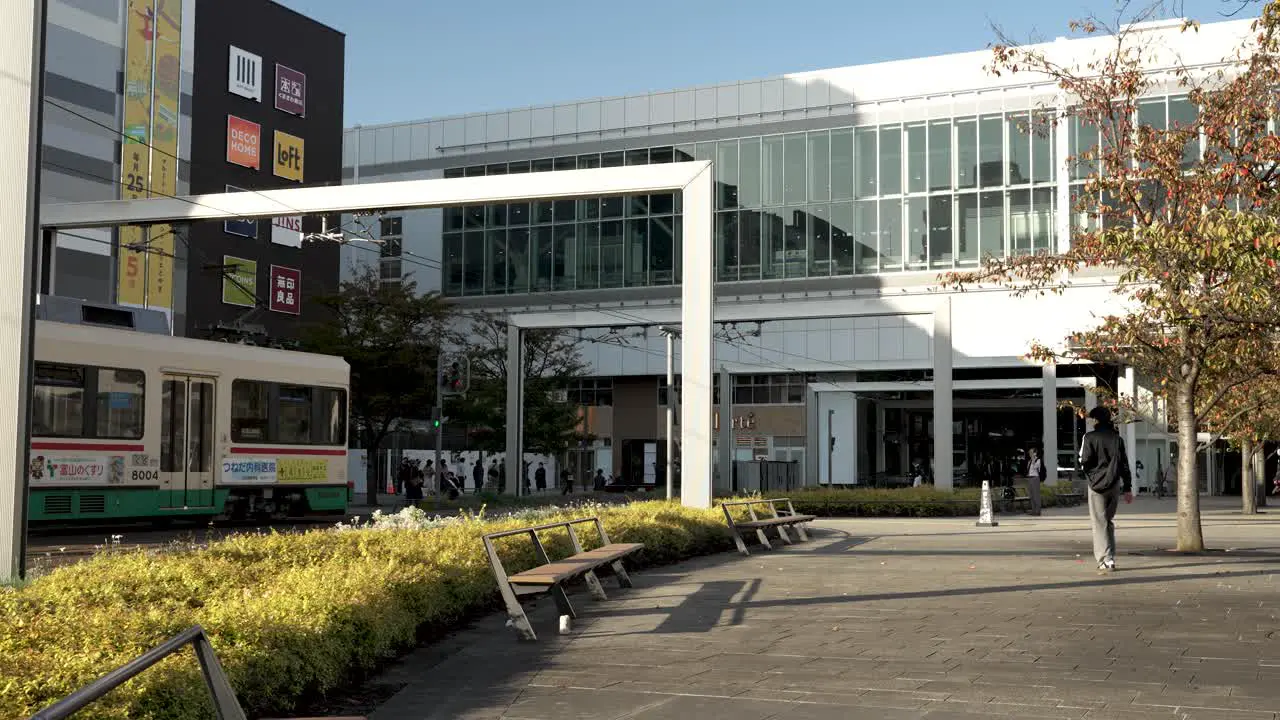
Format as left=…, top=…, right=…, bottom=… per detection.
left=116, top=0, right=155, bottom=307
left=146, top=0, right=182, bottom=311
left=269, top=265, right=301, bottom=315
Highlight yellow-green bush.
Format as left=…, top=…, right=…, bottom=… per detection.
left=0, top=501, right=733, bottom=720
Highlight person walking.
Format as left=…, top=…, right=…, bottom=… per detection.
left=560, top=465, right=573, bottom=495
left=1080, top=406, right=1133, bottom=573
left=534, top=462, right=547, bottom=492
left=1026, top=446, right=1046, bottom=516
left=472, top=459, right=484, bottom=494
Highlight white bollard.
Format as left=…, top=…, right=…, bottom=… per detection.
left=976, top=480, right=999, bottom=528
left=559, top=614, right=572, bottom=635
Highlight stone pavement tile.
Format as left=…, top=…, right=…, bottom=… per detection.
left=622, top=695, right=783, bottom=720
left=500, top=687, right=672, bottom=719
left=1134, top=689, right=1280, bottom=712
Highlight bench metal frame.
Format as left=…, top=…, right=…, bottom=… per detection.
left=720, top=497, right=816, bottom=556
left=483, top=517, right=637, bottom=641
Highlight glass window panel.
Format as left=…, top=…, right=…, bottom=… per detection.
left=855, top=127, right=877, bottom=199
left=464, top=166, right=484, bottom=177
left=487, top=203, right=507, bottom=227
left=650, top=146, right=674, bottom=164
left=716, top=141, right=739, bottom=210
left=443, top=207, right=464, bottom=232
left=554, top=199, right=576, bottom=223
left=161, top=379, right=185, bottom=470
left=907, top=196, right=928, bottom=268
left=979, top=191, right=1004, bottom=260
left=879, top=126, right=902, bottom=196
left=1031, top=111, right=1054, bottom=183
left=576, top=222, right=600, bottom=289
left=580, top=198, right=599, bottom=220
left=443, top=233, right=463, bottom=294
left=507, top=160, right=529, bottom=174
left=761, top=209, right=785, bottom=279
left=33, top=363, right=86, bottom=437
left=738, top=211, right=762, bottom=281
left=1032, top=187, right=1055, bottom=252
left=830, top=129, right=854, bottom=201
left=809, top=132, right=830, bottom=202
left=554, top=156, right=576, bottom=171
left=229, top=379, right=268, bottom=443
left=444, top=168, right=464, bottom=179
left=507, top=227, right=530, bottom=293
left=532, top=158, right=554, bottom=173
left=784, top=206, right=806, bottom=278
left=929, top=194, right=952, bottom=267
left=957, top=193, right=978, bottom=264
left=650, top=193, right=675, bottom=215
left=508, top=202, right=529, bottom=225
left=650, top=217, right=675, bottom=285
left=534, top=200, right=554, bottom=224
left=808, top=204, right=831, bottom=277
left=979, top=115, right=1003, bottom=187
left=486, top=163, right=507, bottom=176
left=625, top=149, right=649, bottom=165
left=578, top=154, right=600, bottom=168
left=533, top=226, right=554, bottom=290
left=854, top=200, right=877, bottom=273
left=716, top=211, right=738, bottom=282
left=879, top=198, right=902, bottom=270
left=601, top=151, right=624, bottom=168
left=1138, top=98, right=1166, bottom=131
left=553, top=224, right=576, bottom=290
left=1009, top=189, right=1032, bottom=255
left=783, top=133, right=807, bottom=204
left=830, top=203, right=854, bottom=276
left=96, top=363, right=144, bottom=438
left=1168, top=96, right=1199, bottom=168
left=928, top=120, right=952, bottom=191
left=694, top=142, right=715, bottom=163
left=738, top=138, right=762, bottom=208
left=486, top=229, right=509, bottom=292
left=601, top=195, right=624, bottom=218
left=464, top=206, right=484, bottom=229
left=600, top=221, right=624, bottom=288
left=622, top=219, right=646, bottom=285
left=762, top=136, right=784, bottom=206
left=276, top=385, right=312, bottom=444
left=463, top=231, right=484, bottom=294
left=674, top=145, right=695, bottom=162
left=629, top=193, right=649, bottom=216
left=1007, top=112, right=1031, bottom=185
left=1072, top=115, right=1098, bottom=180
left=906, top=123, right=927, bottom=194
left=956, top=118, right=978, bottom=189
left=313, top=387, right=347, bottom=446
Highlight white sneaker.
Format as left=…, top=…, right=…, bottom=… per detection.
left=1098, top=559, right=1116, bottom=573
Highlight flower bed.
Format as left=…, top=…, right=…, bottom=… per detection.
left=0, top=501, right=733, bottom=720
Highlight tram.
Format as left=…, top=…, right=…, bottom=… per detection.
left=27, top=310, right=350, bottom=523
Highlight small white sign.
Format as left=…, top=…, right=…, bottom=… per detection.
left=221, top=457, right=278, bottom=485
left=271, top=216, right=303, bottom=248
left=228, top=46, right=262, bottom=101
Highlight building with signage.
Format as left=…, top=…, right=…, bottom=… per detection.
left=37, top=0, right=344, bottom=344
left=340, top=18, right=1249, bottom=491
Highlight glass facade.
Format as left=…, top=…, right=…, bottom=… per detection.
left=438, top=95, right=1196, bottom=297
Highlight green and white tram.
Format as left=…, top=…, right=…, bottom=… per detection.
left=28, top=313, right=350, bottom=523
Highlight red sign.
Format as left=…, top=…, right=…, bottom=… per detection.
left=226, top=115, right=261, bottom=169
left=269, top=265, right=301, bottom=315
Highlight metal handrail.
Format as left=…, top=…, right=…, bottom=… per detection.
left=719, top=497, right=791, bottom=507
left=29, top=625, right=247, bottom=720
left=482, top=516, right=601, bottom=541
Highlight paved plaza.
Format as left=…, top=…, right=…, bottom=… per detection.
left=354, top=497, right=1280, bottom=719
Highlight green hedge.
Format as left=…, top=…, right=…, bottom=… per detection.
left=0, top=501, right=734, bottom=720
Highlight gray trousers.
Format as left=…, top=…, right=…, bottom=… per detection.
left=1027, top=476, right=1042, bottom=515
left=1088, top=485, right=1121, bottom=565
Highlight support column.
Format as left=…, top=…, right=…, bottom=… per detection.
left=1042, top=364, right=1058, bottom=485
left=717, top=365, right=732, bottom=495
left=680, top=163, right=714, bottom=509
left=0, top=0, right=43, bottom=583
left=804, top=388, right=819, bottom=487
left=932, top=298, right=953, bottom=491
left=505, top=323, right=523, bottom=496
left=1120, top=366, right=1139, bottom=491
left=663, top=327, right=675, bottom=500
left=875, top=403, right=886, bottom=475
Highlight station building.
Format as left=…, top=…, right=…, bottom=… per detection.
left=340, top=17, right=1252, bottom=492
left=38, top=0, right=344, bottom=344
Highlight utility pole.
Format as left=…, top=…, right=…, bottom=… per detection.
left=1, top=0, right=44, bottom=583
left=660, top=326, right=680, bottom=500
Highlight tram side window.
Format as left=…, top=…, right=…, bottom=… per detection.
left=32, top=363, right=84, bottom=437
left=230, top=380, right=348, bottom=445
left=95, top=369, right=145, bottom=439
left=32, top=362, right=144, bottom=439
left=231, top=380, right=270, bottom=442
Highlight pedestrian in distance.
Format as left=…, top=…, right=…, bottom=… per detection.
left=535, top=462, right=547, bottom=492
left=560, top=466, right=573, bottom=495
left=1079, top=406, right=1133, bottom=573
left=1026, top=446, right=1046, bottom=516
left=472, top=459, right=484, bottom=494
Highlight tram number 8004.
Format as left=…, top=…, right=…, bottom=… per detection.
left=131, top=469, right=160, bottom=482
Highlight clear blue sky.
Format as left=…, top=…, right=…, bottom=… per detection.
left=276, top=0, right=1248, bottom=127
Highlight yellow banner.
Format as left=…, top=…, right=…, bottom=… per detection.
left=116, top=0, right=153, bottom=307
left=278, top=458, right=330, bottom=485
left=146, top=0, right=182, bottom=310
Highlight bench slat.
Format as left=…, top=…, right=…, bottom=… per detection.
left=736, top=515, right=817, bottom=529
left=508, top=543, right=643, bottom=585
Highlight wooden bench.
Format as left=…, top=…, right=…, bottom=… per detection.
left=720, top=498, right=817, bottom=556
left=482, top=517, right=643, bottom=641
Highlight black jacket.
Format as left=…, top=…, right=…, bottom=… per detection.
left=1079, top=422, right=1132, bottom=494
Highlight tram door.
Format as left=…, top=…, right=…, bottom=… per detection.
left=160, top=375, right=216, bottom=509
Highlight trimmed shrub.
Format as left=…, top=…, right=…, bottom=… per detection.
left=0, top=500, right=732, bottom=720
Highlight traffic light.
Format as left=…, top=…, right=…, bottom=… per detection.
left=439, top=353, right=470, bottom=396
left=431, top=406, right=441, bottom=429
